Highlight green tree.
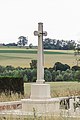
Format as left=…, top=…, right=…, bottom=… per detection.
left=55, top=74, right=63, bottom=81
left=63, top=69, right=74, bottom=81
left=63, top=72, right=70, bottom=81
left=30, top=60, right=37, bottom=69
left=23, top=74, right=28, bottom=82
left=53, top=62, right=70, bottom=71
left=26, top=69, right=32, bottom=82
left=72, top=66, right=80, bottom=71
left=0, top=65, right=5, bottom=73
left=12, top=70, right=23, bottom=77
left=74, top=70, right=80, bottom=81
left=44, top=69, right=52, bottom=82
left=17, top=36, right=28, bottom=46
left=52, top=70, right=56, bottom=81
left=5, top=65, right=15, bottom=71
left=29, top=43, right=33, bottom=49
left=31, top=69, right=37, bottom=82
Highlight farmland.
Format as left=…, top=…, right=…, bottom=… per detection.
left=0, top=47, right=77, bottom=68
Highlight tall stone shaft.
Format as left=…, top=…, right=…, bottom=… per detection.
left=37, top=23, right=44, bottom=84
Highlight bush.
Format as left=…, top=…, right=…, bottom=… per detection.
left=55, top=74, right=63, bottom=81
left=31, top=69, right=37, bottom=82
left=72, top=66, right=80, bottom=71
left=53, top=62, right=70, bottom=71
left=74, top=70, right=80, bottom=81
left=52, top=70, right=56, bottom=81
left=44, top=69, right=52, bottom=82
left=26, top=69, right=33, bottom=82
left=63, top=72, right=71, bottom=81
left=23, top=74, right=28, bottom=82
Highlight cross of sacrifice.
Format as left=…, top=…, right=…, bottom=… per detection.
left=34, top=22, right=47, bottom=84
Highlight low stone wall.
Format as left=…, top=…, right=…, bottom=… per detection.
left=0, top=101, right=22, bottom=111
left=0, top=96, right=80, bottom=117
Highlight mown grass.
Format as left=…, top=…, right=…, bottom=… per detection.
left=50, top=82, right=80, bottom=97
left=24, top=82, right=80, bottom=98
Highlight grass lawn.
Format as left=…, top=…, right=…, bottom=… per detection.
left=24, top=82, right=80, bottom=98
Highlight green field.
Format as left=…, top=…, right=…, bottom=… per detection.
left=0, top=47, right=77, bottom=68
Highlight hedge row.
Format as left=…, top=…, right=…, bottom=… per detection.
left=0, top=77, right=24, bottom=95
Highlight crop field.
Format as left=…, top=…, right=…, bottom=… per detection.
left=0, top=47, right=78, bottom=68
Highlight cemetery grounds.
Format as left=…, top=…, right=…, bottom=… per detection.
left=0, top=47, right=80, bottom=98
left=0, top=47, right=80, bottom=119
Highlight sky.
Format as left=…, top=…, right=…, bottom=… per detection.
left=0, top=0, right=80, bottom=45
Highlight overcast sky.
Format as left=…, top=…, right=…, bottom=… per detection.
left=0, top=0, right=80, bottom=45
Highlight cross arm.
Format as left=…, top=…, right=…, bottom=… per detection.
left=34, top=31, right=47, bottom=36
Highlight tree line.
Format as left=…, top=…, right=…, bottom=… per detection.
left=1, top=36, right=79, bottom=50
left=0, top=60, right=80, bottom=82
left=43, top=38, right=76, bottom=50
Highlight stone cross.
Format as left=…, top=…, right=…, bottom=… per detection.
left=34, top=22, right=47, bottom=84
